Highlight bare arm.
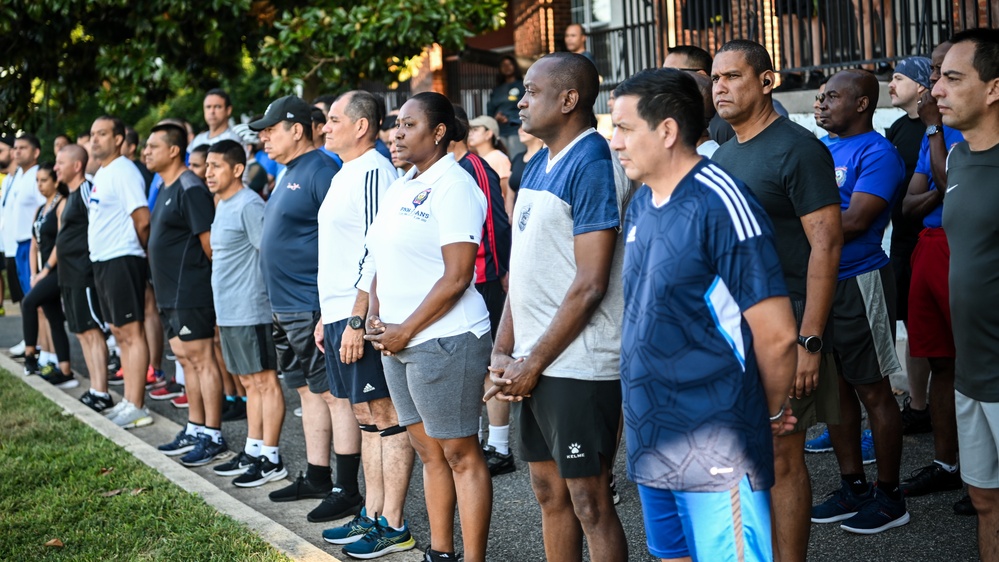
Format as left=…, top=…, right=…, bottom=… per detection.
left=743, top=296, right=798, bottom=431
left=918, top=91, right=948, bottom=189
left=131, top=207, right=151, bottom=249
left=901, top=173, right=942, bottom=220
left=489, top=228, right=617, bottom=400
left=841, top=192, right=888, bottom=243
left=197, top=230, right=212, bottom=261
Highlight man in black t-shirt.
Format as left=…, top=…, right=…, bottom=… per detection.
left=711, top=40, right=843, bottom=562
left=53, top=144, right=111, bottom=412
left=144, top=123, right=228, bottom=468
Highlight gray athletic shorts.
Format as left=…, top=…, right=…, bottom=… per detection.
left=219, top=324, right=277, bottom=376
left=957, top=390, right=999, bottom=489
left=381, top=331, right=491, bottom=439
left=832, top=265, right=903, bottom=386
left=273, top=311, right=329, bottom=394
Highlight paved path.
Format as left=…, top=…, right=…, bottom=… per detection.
left=0, top=310, right=978, bottom=561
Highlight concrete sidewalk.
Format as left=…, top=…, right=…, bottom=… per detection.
left=0, top=309, right=978, bottom=561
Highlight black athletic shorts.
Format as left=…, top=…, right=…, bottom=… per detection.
left=61, top=284, right=104, bottom=334
left=475, top=279, right=506, bottom=340
left=324, top=318, right=391, bottom=404
left=518, top=375, right=621, bottom=479
left=832, top=265, right=904, bottom=386
left=93, top=255, right=147, bottom=327
left=160, top=306, right=216, bottom=342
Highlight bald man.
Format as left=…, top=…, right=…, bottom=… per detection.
left=812, top=69, right=909, bottom=534
left=54, top=144, right=112, bottom=412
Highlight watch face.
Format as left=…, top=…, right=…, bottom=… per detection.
left=806, top=337, right=822, bottom=353
left=349, top=316, right=364, bottom=329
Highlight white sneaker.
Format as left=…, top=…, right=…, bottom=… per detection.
left=9, top=340, right=25, bottom=357
left=111, top=401, right=153, bottom=429
left=103, top=399, right=131, bottom=418
left=294, top=406, right=303, bottom=418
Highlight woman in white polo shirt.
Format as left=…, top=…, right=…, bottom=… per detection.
left=362, top=92, right=493, bottom=562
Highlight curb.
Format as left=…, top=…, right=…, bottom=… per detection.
left=0, top=352, right=340, bottom=562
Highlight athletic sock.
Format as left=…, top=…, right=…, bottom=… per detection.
left=487, top=424, right=510, bottom=455
left=89, top=389, right=110, bottom=399
left=261, top=445, right=280, bottom=464
left=307, top=463, right=332, bottom=486
left=185, top=422, right=204, bottom=437
left=225, top=395, right=237, bottom=403
left=934, top=459, right=959, bottom=473
left=240, top=395, right=248, bottom=402
left=478, top=415, right=485, bottom=443
left=878, top=480, right=902, bottom=501
left=245, top=438, right=264, bottom=457
left=203, top=426, right=223, bottom=444
left=335, top=453, right=362, bottom=495
left=843, top=473, right=868, bottom=495
left=40, top=350, right=55, bottom=364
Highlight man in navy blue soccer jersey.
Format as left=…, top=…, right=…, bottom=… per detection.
left=611, top=68, right=798, bottom=561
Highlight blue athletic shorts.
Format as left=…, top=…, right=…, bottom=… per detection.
left=637, top=475, right=773, bottom=561
left=15, top=240, right=31, bottom=297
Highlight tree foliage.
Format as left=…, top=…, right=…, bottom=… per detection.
left=258, top=0, right=506, bottom=97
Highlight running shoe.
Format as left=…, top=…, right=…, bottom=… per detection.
left=171, top=394, right=189, bottom=408
left=323, top=508, right=376, bottom=545
left=42, top=371, right=79, bottom=389
left=424, top=548, right=458, bottom=561
left=221, top=399, right=247, bottom=422
left=233, top=456, right=288, bottom=488
left=811, top=480, right=874, bottom=523
left=80, top=390, right=114, bottom=413
left=180, top=434, right=229, bottom=467
left=268, top=472, right=332, bottom=503
left=341, top=515, right=416, bottom=559
left=158, top=429, right=199, bottom=456
left=150, top=381, right=184, bottom=400
left=39, top=363, right=58, bottom=377
left=293, top=406, right=303, bottom=417
left=110, top=401, right=153, bottom=429
left=954, top=494, right=976, bottom=516
left=9, top=340, right=25, bottom=357
left=23, top=354, right=40, bottom=376
left=861, top=429, right=876, bottom=465
left=901, top=463, right=963, bottom=496
left=308, top=486, right=364, bottom=522
left=145, top=366, right=167, bottom=389
left=108, top=367, right=125, bottom=386
left=214, top=451, right=258, bottom=476
left=103, top=398, right=130, bottom=418
left=840, top=486, right=910, bottom=534
left=900, top=397, right=932, bottom=435
left=107, top=351, right=121, bottom=375
left=482, top=445, right=515, bottom=477
left=804, top=427, right=833, bottom=453
left=610, top=474, right=621, bottom=505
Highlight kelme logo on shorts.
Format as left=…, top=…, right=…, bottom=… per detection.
left=566, top=442, right=585, bottom=459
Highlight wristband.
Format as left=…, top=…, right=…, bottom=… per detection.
left=769, top=409, right=784, bottom=422
left=43, top=263, right=51, bottom=271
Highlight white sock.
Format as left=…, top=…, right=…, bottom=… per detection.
left=202, top=427, right=223, bottom=444
left=935, top=459, right=959, bottom=473
left=260, top=445, right=280, bottom=464
left=185, top=422, right=203, bottom=436
left=245, top=438, right=264, bottom=456
left=89, top=389, right=110, bottom=399
left=478, top=415, right=485, bottom=443
left=41, top=350, right=55, bottom=364
left=175, top=360, right=185, bottom=385
left=487, top=424, right=510, bottom=455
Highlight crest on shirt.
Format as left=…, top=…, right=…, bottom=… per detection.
left=518, top=204, right=531, bottom=231
left=508, top=87, right=520, bottom=102
left=412, top=188, right=431, bottom=208
left=834, top=167, right=847, bottom=188
left=286, top=182, right=301, bottom=191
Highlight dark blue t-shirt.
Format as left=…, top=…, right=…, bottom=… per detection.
left=914, top=126, right=964, bottom=229
left=823, top=131, right=905, bottom=280
left=620, top=159, right=787, bottom=493
left=260, top=150, right=339, bottom=313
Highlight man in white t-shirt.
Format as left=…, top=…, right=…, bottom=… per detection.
left=188, top=89, right=244, bottom=153
left=313, top=90, right=415, bottom=556
left=2, top=134, right=45, bottom=300
left=87, top=116, right=153, bottom=429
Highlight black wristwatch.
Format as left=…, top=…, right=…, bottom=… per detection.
left=926, top=124, right=941, bottom=136
left=347, top=315, right=364, bottom=330
left=798, top=335, right=822, bottom=354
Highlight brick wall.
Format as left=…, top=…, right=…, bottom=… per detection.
left=953, top=0, right=999, bottom=29
left=512, top=0, right=574, bottom=60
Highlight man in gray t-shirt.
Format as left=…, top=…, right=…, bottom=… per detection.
left=206, top=141, right=287, bottom=487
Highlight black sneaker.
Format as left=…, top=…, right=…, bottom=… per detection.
left=268, top=472, right=333, bottom=503
left=425, top=547, right=459, bottom=561
left=221, top=399, right=247, bottom=422
left=234, top=456, right=289, bottom=488
left=954, top=494, right=977, bottom=516
left=79, top=390, right=115, bottom=413
left=214, top=451, right=258, bottom=476
left=107, top=351, right=121, bottom=375
left=901, top=463, right=963, bottom=497
left=482, top=445, right=516, bottom=477
left=900, top=397, right=932, bottom=435
left=307, top=486, right=364, bottom=522
left=42, top=371, right=79, bottom=389
left=610, top=474, right=621, bottom=505
left=23, top=354, right=40, bottom=376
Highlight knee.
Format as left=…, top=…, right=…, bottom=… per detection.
left=353, top=406, right=374, bottom=427
left=530, top=472, right=566, bottom=508
left=969, top=489, right=999, bottom=515
left=442, top=443, right=480, bottom=473
left=569, top=490, right=605, bottom=528
left=773, top=439, right=806, bottom=480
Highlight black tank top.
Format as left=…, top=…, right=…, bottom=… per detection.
left=57, top=183, right=93, bottom=286
left=32, top=194, right=61, bottom=267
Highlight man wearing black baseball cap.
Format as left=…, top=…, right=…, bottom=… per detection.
left=251, top=95, right=365, bottom=523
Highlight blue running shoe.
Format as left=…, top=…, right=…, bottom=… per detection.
left=840, top=486, right=910, bottom=534
left=180, top=434, right=229, bottom=467
left=861, top=429, right=876, bottom=465
left=340, top=515, right=416, bottom=559
left=811, top=479, right=874, bottom=523
left=323, top=508, right=376, bottom=545
left=158, top=429, right=199, bottom=457
left=805, top=427, right=832, bottom=453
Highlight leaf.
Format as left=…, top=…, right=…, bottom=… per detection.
left=130, top=488, right=145, bottom=496
left=101, top=489, right=123, bottom=497
left=100, top=467, right=114, bottom=476
left=44, top=538, right=64, bottom=547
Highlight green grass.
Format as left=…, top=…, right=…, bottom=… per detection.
left=0, top=369, right=292, bottom=561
